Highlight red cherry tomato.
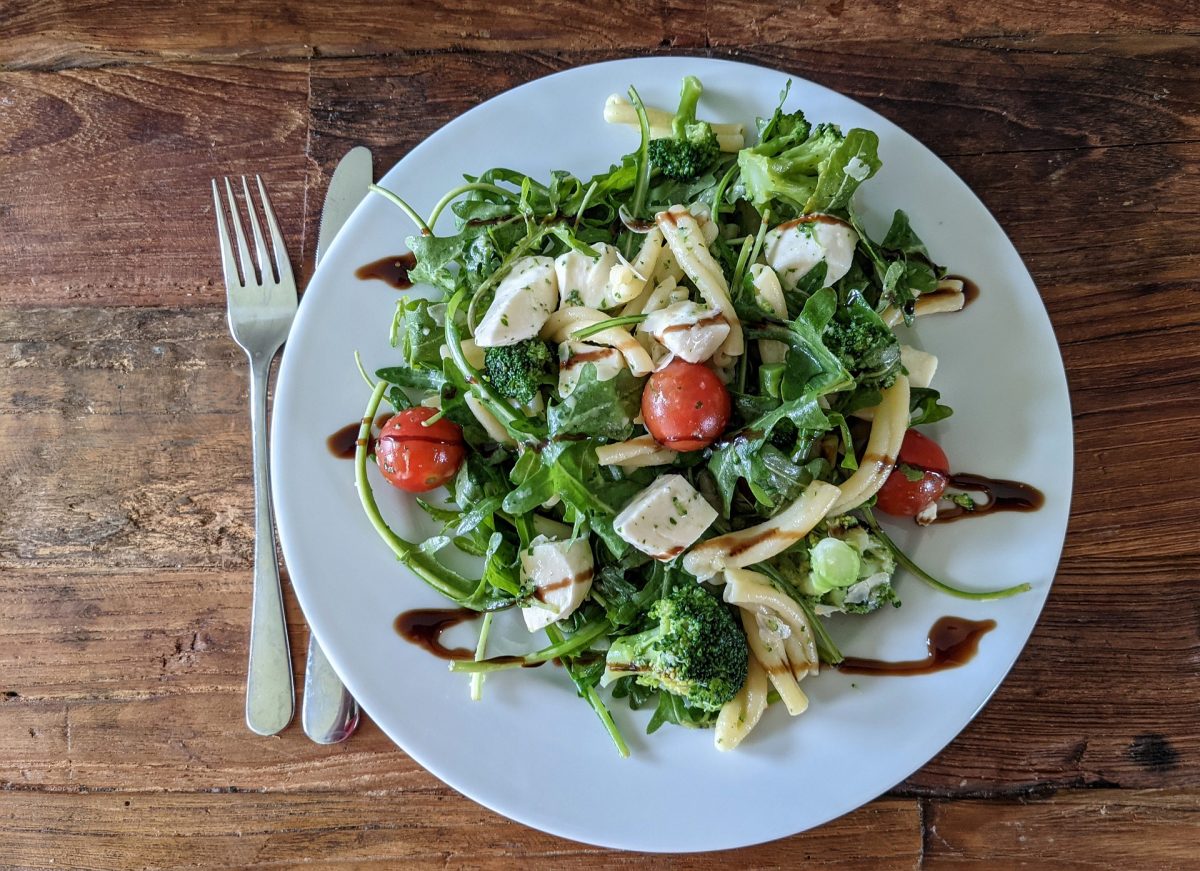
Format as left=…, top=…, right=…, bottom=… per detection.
left=641, top=358, right=732, bottom=451
left=375, top=407, right=466, bottom=493
left=875, top=429, right=950, bottom=517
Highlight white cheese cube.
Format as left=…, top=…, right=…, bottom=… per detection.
left=474, top=256, right=558, bottom=347
left=641, top=301, right=730, bottom=364
left=555, top=243, right=644, bottom=311
left=900, top=344, right=938, bottom=389
left=613, top=474, right=718, bottom=561
left=764, top=218, right=858, bottom=291
left=519, top=535, right=595, bottom=632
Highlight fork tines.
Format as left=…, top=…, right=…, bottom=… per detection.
left=211, top=175, right=294, bottom=291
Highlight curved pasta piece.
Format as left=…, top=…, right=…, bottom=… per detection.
left=652, top=244, right=686, bottom=284
left=464, top=392, right=515, bottom=446
left=624, top=227, right=664, bottom=307
left=594, top=434, right=679, bottom=468
left=826, top=375, right=910, bottom=516
left=682, top=481, right=840, bottom=580
left=714, top=655, right=769, bottom=752
left=624, top=274, right=677, bottom=320
left=656, top=207, right=745, bottom=358
left=724, top=568, right=821, bottom=716
left=739, top=608, right=808, bottom=716
left=603, top=95, right=746, bottom=151
left=748, top=264, right=788, bottom=364
left=540, top=306, right=654, bottom=376
left=724, top=568, right=819, bottom=677
left=882, top=290, right=965, bottom=328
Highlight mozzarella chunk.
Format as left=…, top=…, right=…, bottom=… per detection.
left=555, top=243, right=645, bottom=311
left=519, top=535, right=595, bottom=632
left=764, top=218, right=859, bottom=291
left=900, top=344, right=938, bottom=389
left=613, top=474, right=718, bottom=561
left=474, top=256, right=558, bottom=347
left=641, top=300, right=730, bottom=364
left=557, top=340, right=625, bottom=397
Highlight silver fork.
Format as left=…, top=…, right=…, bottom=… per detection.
left=212, top=176, right=296, bottom=736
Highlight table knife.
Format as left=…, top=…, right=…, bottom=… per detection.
left=301, top=146, right=373, bottom=744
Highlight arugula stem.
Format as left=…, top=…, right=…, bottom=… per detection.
left=354, top=381, right=506, bottom=609
left=449, top=618, right=612, bottom=673
left=624, top=85, right=652, bottom=259
left=709, top=161, right=741, bottom=218
left=427, top=182, right=521, bottom=230
left=369, top=184, right=431, bottom=235
left=573, top=180, right=599, bottom=230
left=470, top=611, right=494, bottom=701
left=545, top=624, right=629, bottom=758
left=862, top=508, right=1032, bottom=600
left=572, top=313, right=648, bottom=340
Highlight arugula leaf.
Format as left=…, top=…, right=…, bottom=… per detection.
left=880, top=209, right=931, bottom=260
left=745, top=287, right=852, bottom=400
left=375, top=365, right=445, bottom=394
left=805, top=128, right=881, bottom=213
left=909, top=387, right=954, bottom=425
left=548, top=364, right=645, bottom=442
left=646, top=689, right=719, bottom=734
left=393, top=297, right=446, bottom=370
left=591, top=561, right=662, bottom=628
left=707, top=393, right=830, bottom=515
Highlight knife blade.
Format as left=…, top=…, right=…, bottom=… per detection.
left=302, top=146, right=373, bottom=745
left=315, top=146, right=373, bottom=264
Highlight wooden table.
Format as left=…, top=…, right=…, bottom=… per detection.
left=2, top=2, right=1198, bottom=867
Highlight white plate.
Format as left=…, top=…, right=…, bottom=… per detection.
left=272, top=56, right=1072, bottom=852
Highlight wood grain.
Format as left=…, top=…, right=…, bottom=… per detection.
left=0, top=792, right=921, bottom=869
left=0, top=62, right=309, bottom=308
left=1, top=5, right=1199, bottom=866
left=924, top=789, right=1200, bottom=869
left=3, top=0, right=1197, bottom=70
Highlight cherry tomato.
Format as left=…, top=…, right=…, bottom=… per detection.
left=375, top=407, right=466, bottom=493
left=875, top=429, right=950, bottom=517
left=641, top=358, right=732, bottom=451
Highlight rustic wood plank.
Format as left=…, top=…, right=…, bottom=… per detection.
left=0, top=792, right=920, bottom=869
left=3, top=1, right=1197, bottom=70
left=924, top=789, right=1200, bottom=869
left=738, top=33, right=1200, bottom=152
left=0, top=1, right=696, bottom=70
left=0, top=62, right=308, bottom=307
left=903, top=559, right=1200, bottom=793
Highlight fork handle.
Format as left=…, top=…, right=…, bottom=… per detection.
left=245, top=352, right=295, bottom=735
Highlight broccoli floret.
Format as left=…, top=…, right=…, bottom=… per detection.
left=738, top=122, right=846, bottom=215
left=647, top=76, right=720, bottom=181
left=823, top=304, right=902, bottom=391
left=483, top=338, right=556, bottom=405
left=601, top=584, right=748, bottom=713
